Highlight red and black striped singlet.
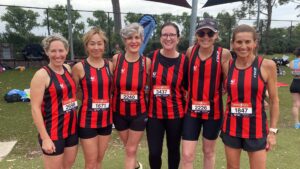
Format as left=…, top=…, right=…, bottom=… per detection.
left=41, top=66, right=77, bottom=140
left=79, top=59, right=112, bottom=128
left=113, top=54, right=147, bottom=116
left=186, top=45, right=223, bottom=120
left=222, top=56, right=267, bottom=139
left=148, top=50, right=187, bottom=119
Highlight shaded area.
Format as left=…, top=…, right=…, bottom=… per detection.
left=203, top=0, right=243, bottom=8
left=146, top=0, right=191, bottom=8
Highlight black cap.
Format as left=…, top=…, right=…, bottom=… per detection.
left=196, top=18, right=218, bottom=32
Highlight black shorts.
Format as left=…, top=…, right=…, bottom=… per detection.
left=113, top=112, right=148, bottom=131
left=182, top=115, right=221, bottom=140
left=78, top=125, right=112, bottom=139
left=290, top=78, right=300, bottom=93
left=220, top=132, right=267, bottom=152
left=38, top=134, right=78, bottom=156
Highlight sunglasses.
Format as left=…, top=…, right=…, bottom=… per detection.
left=197, top=30, right=215, bottom=38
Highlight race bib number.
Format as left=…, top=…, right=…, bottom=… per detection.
left=62, top=98, right=78, bottom=112
left=153, top=85, right=171, bottom=97
left=192, top=100, right=210, bottom=113
left=120, top=90, right=138, bottom=102
left=292, top=69, right=300, bottom=76
left=231, top=102, right=252, bottom=116
left=92, top=99, right=109, bottom=110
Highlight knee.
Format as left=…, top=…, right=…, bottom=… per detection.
left=202, top=146, right=215, bottom=159
left=227, top=164, right=240, bottom=169
left=63, top=158, right=76, bottom=169
left=182, top=151, right=195, bottom=164
left=125, top=145, right=138, bottom=157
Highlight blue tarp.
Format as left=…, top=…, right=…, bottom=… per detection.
left=138, top=14, right=157, bottom=55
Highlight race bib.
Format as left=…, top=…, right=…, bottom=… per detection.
left=192, top=100, right=210, bottom=113
left=92, top=99, right=109, bottom=110
left=62, top=98, right=78, bottom=112
left=292, top=69, right=300, bottom=76
left=153, top=85, right=171, bottom=97
left=120, top=90, right=138, bottom=102
left=231, top=102, right=252, bottom=116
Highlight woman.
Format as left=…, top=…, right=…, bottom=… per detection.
left=31, top=34, right=78, bottom=169
left=289, top=47, right=300, bottom=129
left=181, top=18, right=232, bottom=169
left=72, top=27, right=113, bottom=169
left=112, top=23, right=151, bottom=169
left=147, top=22, right=188, bottom=169
left=221, top=24, right=279, bottom=169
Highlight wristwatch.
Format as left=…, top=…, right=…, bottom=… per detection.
left=269, top=128, right=279, bottom=134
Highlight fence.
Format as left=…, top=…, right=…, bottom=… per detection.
left=0, top=4, right=300, bottom=65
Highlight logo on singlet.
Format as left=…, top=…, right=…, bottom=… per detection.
left=60, top=83, right=64, bottom=88
left=121, top=68, right=125, bottom=74
left=152, top=72, right=157, bottom=78
left=193, top=65, right=198, bottom=71
left=90, top=76, right=95, bottom=81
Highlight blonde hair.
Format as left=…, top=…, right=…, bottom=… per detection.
left=120, top=23, right=144, bottom=42
left=82, top=27, right=108, bottom=54
left=42, top=33, right=69, bottom=52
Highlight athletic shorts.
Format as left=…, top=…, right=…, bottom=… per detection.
left=290, top=78, right=300, bottom=93
left=220, top=132, right=267, bottom=152
left=78, top=125, right=112, bottom=139
left=38, top=134, right=78, bottom=156
left=182, top=115, right=221, bottom=140
left=113, top=112, right=148, bottom=131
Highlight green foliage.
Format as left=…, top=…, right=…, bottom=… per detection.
left=124, top=12, right=143, bottom=25
left=216, top=12, right=237, bottom=49
left=87, top=10, right=114, bottom=33
left=43, top=5, right=85, bottom=39
left=1, top=6, right=39, bottom=37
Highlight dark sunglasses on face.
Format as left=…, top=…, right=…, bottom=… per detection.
left=197, top=30, right=215, bottom=38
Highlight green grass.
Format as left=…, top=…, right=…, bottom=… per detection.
left=0, top=60, right=299, bottom=169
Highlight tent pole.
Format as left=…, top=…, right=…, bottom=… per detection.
left=67, top=0, right=74, bottom=60
left=189, top=0, right=199, bottom=46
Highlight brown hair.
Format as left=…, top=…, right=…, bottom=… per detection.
left=82, top=27, right=108, bottom=54
left=231, top=24, right=258, bottom=42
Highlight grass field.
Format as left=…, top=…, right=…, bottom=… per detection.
left=0, top=56, right=299, bottom=168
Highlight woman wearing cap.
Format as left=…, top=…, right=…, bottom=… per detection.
left=221, top=24, right=279, bottom=169
left=112, top=22, right=151, bottom=169
left=147, top=22, right=188, bottom=169
left=289, top=47, right=300, bottom=129
left=181, top=18, right=231, bottom=169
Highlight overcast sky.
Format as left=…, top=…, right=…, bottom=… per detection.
left=1, top=0, right=300, bottom=34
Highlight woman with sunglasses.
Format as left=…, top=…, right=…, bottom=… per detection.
left=221, top=24, right=279, bottom=169
left=147, top=22, right=188, bottom=169
left=181, top=18, right=231, bottom=169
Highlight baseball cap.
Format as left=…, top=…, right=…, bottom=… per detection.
left=196, top=18, right=218, bottom=32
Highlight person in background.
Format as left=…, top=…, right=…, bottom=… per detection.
left=72, top=27, right=113, bottom=169
left=147, top=22, right=188, bottom=169
left=221, top=24, right=279, bottom=169
left=112, top=43, right=123, bottom=55
left=289, top=47, right=300, bottom=129
left=112, top=22, right=151, bottom=169
left=30, top=34, right=78, bottom=169
left=181, top=18, right=232, bottom=169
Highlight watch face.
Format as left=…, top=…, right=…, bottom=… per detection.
left=270, top=128, right=278, bottom=133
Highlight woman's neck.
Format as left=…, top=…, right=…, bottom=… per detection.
left=125, top=51, right=139, bottom=62
left=199, top=46, right=214, bottom=59
left=161, top=49, right=178, bottom=58
left=235, top=54, right=256, bottom=69
left=87, top=56, right=104, bottom=68
left=48, top=63, right=64, bottom=74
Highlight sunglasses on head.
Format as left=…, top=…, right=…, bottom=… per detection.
left=197, top=30, right=215, bottom=38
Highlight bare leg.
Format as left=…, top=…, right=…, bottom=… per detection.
left=248, top=149, right=267, bottom=169
left=181, top=140, right=198, bottom=169
left=224, top=145, right=242, bottom=169
left=202, top=138, right=217, bottom=169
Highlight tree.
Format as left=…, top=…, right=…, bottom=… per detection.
left=234, top=0, right=290, bottom=54
left=43, top=5, right=84, bottom=39
left=216, top=12, right=237, bottom=49
left=124, top=12, right=143, bottom=25
left=1, top=6, right=39, bottom=37
left=87, top=10, right=114, bottom=33
left=111, top=0, right=122, bottom=34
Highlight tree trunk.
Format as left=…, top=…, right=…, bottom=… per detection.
left=111, top=0, right=122, bottom=34
left=265, top=0, right=273, bottom=54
